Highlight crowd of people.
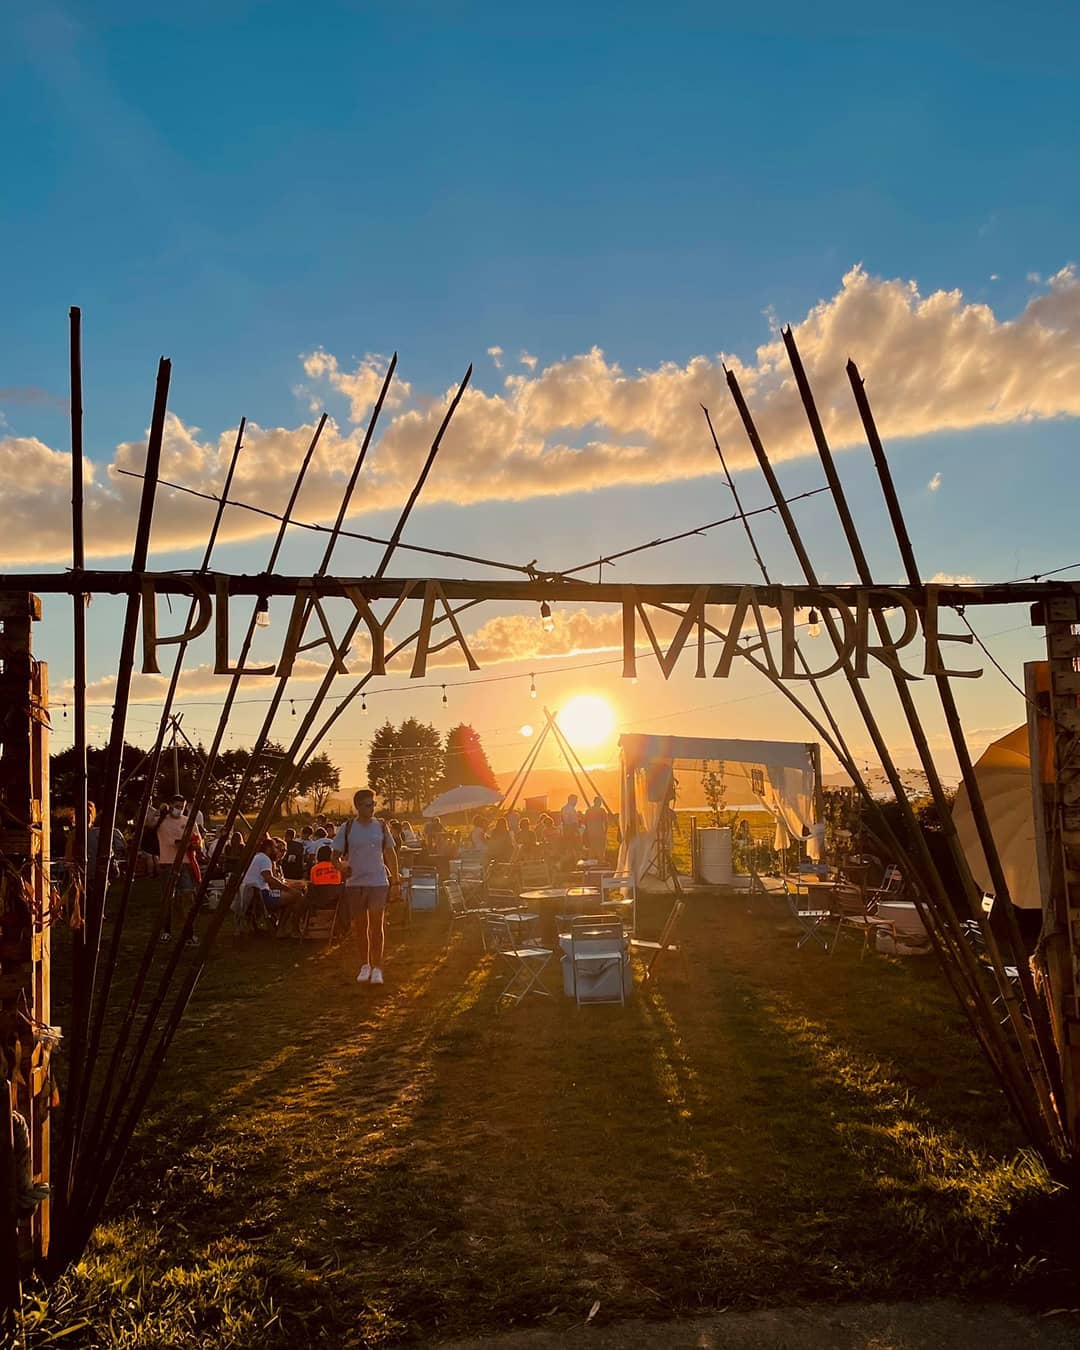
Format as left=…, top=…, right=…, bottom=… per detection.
left=62, top=787, right=614, bottom=986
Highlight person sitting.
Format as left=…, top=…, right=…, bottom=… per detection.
left=309, top=843, right=342, bottom=887
left=486, top=817, right=514, bottom=864
left=469, top=814, right=488, bottom=854
left=386, top=818, right=404, bottom=849
left=400, top=819, right=421, bottom=848
left=432, top=826, right=459, bottom=880
left=282, top=827, right=306, bottom=880
left=513, top=818, right=542, bottom=861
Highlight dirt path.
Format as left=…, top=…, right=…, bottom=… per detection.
left=437, top=1300, right=1080, bottom=1349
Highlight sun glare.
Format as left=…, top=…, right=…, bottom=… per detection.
left=557, top=694, right=616, bottom=749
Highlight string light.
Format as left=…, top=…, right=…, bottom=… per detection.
left=361, top=695, right=368, bottom=715
left=254, top=596, right=271, bottom=628
left=529, top=673, right=537, bottom=699
left=807, top=607, right=821, bottom=639
left=442, top=684, right=448, bottom=706
left=290, top=699, right=296, bottom=717
left=540, top=600, right=554, bottom=633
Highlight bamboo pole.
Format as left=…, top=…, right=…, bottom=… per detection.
left=57, top=357, right=171, bottom=1225
left=780, top=331, right=1062, bottom=1143
left=845, top=356, right=1068, bottom=1153
left=74, top=415, right=332, bottom=1214
left=544, top=708, right=610, bottom=812
left=724, top=363, right=1058, bottom=1151
left=76, top=364, right=471, bottom=1247
left=73, top=420, right=249, bottom=1189
left=68, top=307, right=88, bottom=951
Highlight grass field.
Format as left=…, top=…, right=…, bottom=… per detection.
left=22, top=883, right=1079, bottom=1347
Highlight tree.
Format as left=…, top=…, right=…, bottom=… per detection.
left=441, top=723, right=498, bottom=792
left=297, top=751, right=341, bottom=814
left=395, top=718, right=444, bottom=814
left=701, top=760, right=727, bottom=826
left=367, top=721, right=400, bottom=813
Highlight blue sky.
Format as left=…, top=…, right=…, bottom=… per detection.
left=3, top=1, right=1079, bottom=788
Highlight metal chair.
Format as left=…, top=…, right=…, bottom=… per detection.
left=599, top=872, right=636, bottom=934
left=960, top=920, right=1030, bottom=1026
left=781, top=878, right=841, bottom=952
left=518, top=858, right=552, bottom=890
left=484, top=914, right=553, bottom=1009
left=629, top=899, right=688, bottom=980
left=443, top=878, right=488, bottom=945
left=568, top=915, right=628, bottom=1007
left=408, top=866, right=439, bottom=913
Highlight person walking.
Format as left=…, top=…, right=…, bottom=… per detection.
left=156, top=793, right=202, bottom=945
left=333, top=788, right=401, bottom=986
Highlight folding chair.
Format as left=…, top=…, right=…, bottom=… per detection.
left=568, top=915, right=628, bottom=1007
left=629, top=899, right=687, bottom=981
left=781, top=878, right=842, bottom=952
left=444, top=878, right=484, bottom=945
left=519, top=858, right=552, bottom=890
left=599, top=872, right=636, bottom=935
left=408, top=866, right=439, bottom=913
left=960, top=920, right=1030, bottom=1026
left=485, top=914, right=553, bottom=1009
left=486, top=860, right=521, bottom=903
left=298, top=883, right=344, bottom=947
left=457, top=852, right=487, bottom=901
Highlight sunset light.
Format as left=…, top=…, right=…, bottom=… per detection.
left=556, top=694, right=616, bottom=750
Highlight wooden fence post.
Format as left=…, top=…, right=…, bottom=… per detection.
left=1037, top=596, right=1080, bottom=1150
left=0, top=591, right=51, bottom=1284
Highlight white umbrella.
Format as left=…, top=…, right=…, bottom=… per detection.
left=953, top=725, right=1041, bottom=909
left=422, top=784, right=503, bottom=818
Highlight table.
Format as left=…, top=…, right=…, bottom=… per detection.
left=521, top=886, right=600, bottom=945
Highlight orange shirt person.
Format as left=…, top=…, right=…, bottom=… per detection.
left=309, top=844, right=342, bottom=887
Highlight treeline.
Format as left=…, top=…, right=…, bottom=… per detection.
left=367, top=721, right=497, bottom=814
left=50, top=742, right=341, bottom=822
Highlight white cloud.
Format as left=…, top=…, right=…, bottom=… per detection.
left=7, top=262, right=1080, bottom=564
left=928, top=571, right=976, bottom=585
left=519, top=351, right=538, bottom=370
left=487, top=346, right=504, bottom=369
left=928, top=471, right=942, bottom=491
left=990, top=273, right=999, bottom=282
left=1027, top=271, right=1042, bottom=284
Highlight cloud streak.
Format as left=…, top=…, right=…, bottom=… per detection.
left=5, top=262, right=1080, bottom=564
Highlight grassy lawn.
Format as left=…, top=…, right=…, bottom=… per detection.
left=23, top=884, right=1077, bottom=1347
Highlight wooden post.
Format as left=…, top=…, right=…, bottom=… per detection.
left=1035, top=596, right=1080, bottom=1150
left=0, top=591, right=51, bottom=1274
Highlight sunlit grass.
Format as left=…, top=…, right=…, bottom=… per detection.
left=21, top=885, right=1076, bottom=1345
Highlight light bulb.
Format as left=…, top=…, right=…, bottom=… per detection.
left=807, top=607, right=821, bottom=639
left=442, top=685, right=448, bottom=706
left=361, top=696, right=368, bottom=715
left=255, top=597, right=271, bottom=628
left=630, top=676, right=638, bottom=686
left=529, top=674, right=537, bottom=699
left=540, top=601, right=554, bottom=634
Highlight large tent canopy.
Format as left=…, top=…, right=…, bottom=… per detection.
left=953, top=725, right=1042, bottom=910
left=618, top=733, right=821, bottom=883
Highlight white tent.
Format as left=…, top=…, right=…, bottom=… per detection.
left=617, top=733, right=821, bottom=883
left=952, top=725, right=1042, bottom=909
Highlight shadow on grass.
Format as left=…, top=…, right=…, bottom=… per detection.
left=27, top=885, right=1075, bottom=1347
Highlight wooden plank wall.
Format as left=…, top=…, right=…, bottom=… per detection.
left=0, top=592, right=51, bottom=1266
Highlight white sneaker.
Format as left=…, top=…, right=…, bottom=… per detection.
left=370, top=967, right=384, bottom=985
left=356, top=963, right=372, bottom=983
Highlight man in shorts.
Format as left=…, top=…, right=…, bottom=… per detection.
left=333, top=788, right=401, bottom=986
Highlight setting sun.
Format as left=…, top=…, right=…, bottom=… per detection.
left=556, top=694, right=616, bottom=749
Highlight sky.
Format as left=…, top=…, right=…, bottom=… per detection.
left=3, top=1, right=1079, bottom=798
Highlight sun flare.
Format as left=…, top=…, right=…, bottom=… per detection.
left=556, top=694, right=616, bottom=749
